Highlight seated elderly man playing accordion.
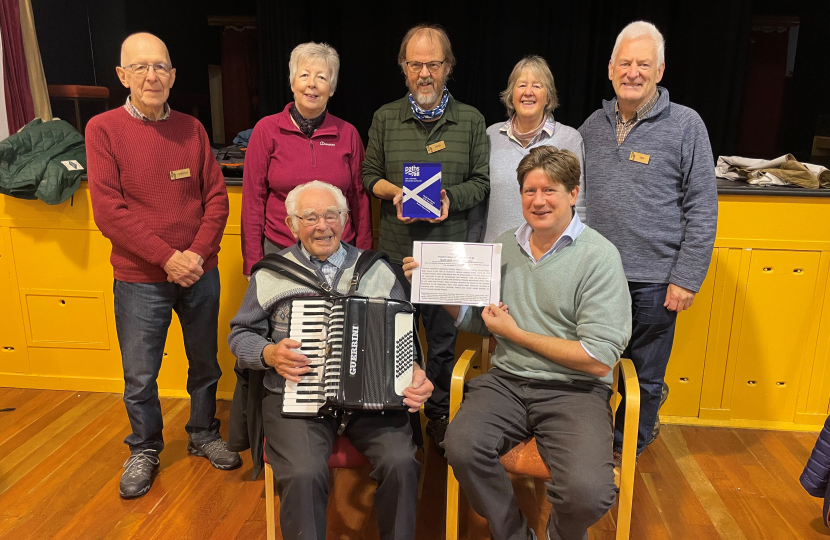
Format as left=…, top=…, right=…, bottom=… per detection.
left=228, top=180, right=433, bottom=540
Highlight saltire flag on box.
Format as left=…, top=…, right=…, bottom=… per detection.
left=402, top=163, right=441, bottom=219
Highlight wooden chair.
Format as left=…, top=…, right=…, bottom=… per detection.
left=446, top=345, right=640, bottom=540
left=263, top=435, right=369, bottom=540
left=47, top=85, right=109, bottom=133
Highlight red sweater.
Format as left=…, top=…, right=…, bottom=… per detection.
left=86, top=107, right=229, bottom=283
left=240, top=103, right=372, bottom=274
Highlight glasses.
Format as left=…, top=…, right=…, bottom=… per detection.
left=122, top=63, right=172, bottom=77
left=522, top=187, right=569, bottom=197
left=404, top=60, right=445, bottom=74
left=295, top=210, right=343, bottom=227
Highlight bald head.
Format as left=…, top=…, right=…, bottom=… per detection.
left=120, top=32, right=171, bottom=67
left=116, top=32, right=176, bottom=121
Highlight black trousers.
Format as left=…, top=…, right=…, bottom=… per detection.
left=263, top=391, right=420, bottom=540
left=391, top=262, right=458, bottom=421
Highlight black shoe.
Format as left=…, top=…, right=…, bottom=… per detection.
left=188, top=438, right=242, bottom=470
left=647, top=382, right=670, bottom=445
left=426, top=416, right=449, bottom=456
left=613, top=449, right=639, bottom=469
left=119, top=449, right=159, bottom=499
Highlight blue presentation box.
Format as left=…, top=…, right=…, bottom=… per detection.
left=402, top=163, right=442, bottom=219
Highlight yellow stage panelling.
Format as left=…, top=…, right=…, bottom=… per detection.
left=0, top=185, right=829, bottom=428
left=0, top=186, right=247, bottom=400
left=665, top=193, right=830, bottom=428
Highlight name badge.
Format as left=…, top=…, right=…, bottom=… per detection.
left=170, top=168, right=191, bottom=180
left=629, top=151, right=650, bottom=165
left=61, top=160, right=84, bottom=171
left=426, top=141, right=446, bottom=154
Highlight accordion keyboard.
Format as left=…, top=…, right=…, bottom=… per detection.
left=283, top=298, right=333, bottom=415
left=325, top=303, right=345, bottom=399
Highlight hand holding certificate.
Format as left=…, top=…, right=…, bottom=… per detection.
left=411, top=241, right=501, bottom=306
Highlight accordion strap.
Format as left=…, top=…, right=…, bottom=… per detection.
left=250, top=253, right=342, bottom=297
left=348, top=250, right=390, bottom=295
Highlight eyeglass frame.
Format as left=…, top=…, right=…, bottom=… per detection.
left=120, top=63, right=173, bottom=77
left=521, top=185, right=573, bottom=196
left=294, top=208, right=345, bottom=227
left=403, top=60, right=446, bottom=74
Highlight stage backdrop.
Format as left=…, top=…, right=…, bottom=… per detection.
left=256, top=0, right=757, bottom=160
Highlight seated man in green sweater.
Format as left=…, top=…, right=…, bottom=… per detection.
left=404, top=146, right=631, bottom=540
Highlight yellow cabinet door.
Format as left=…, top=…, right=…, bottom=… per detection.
left=661, top=251, right=718, bottom=417
left=0, top=229, right=30, bottom=374
left=729, top=250, right=821, bottom=422
left=155, top=232, right=250, bottom=398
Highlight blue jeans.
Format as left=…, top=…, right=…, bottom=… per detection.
left=114, top=267, right=223, bottom=453
left=613, top=282, right=677, bottom=456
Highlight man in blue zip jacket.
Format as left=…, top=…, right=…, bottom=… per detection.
left=578, top=20, right=718, bottom=463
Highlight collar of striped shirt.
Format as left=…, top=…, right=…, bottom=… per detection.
left=300, top=242, right=348, bottom=285
left=124, top=96, right=171, bottom=122
left=499, top=115, right=556, bottom=147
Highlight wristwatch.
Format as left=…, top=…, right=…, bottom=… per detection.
left=260, top=346, right=270, bottom=369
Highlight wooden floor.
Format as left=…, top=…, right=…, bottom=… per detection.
left=0, top=388, right=827, bottom=540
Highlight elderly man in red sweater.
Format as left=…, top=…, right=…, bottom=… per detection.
left=86, top=32, right=240, bottom=499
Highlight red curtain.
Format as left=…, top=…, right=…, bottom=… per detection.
left=1, top=0, right=35, bottom=134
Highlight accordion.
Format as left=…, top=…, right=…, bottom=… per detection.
left=251, top=250, right=420, bottom=417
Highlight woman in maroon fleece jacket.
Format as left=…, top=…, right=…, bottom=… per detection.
left=240, top=42, right=372, bottom=276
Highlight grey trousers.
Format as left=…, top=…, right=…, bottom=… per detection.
left=262, top=391, right=420, bottom=540
left=444, top=369, right=617, bottom=540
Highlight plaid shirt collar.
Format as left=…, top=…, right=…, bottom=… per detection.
left=300, top=242, right=347, bottom=285
left=124, top=96, right=171, bottom=121
left=615, top=90, right=659, bottom=126
left=500, top=115, right=556, bottom=146
left=614, top=90, right=659, bottom=145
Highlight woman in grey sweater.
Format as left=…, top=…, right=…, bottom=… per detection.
left=468, top=56, right=586, bottom=243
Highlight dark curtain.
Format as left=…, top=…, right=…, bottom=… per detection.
left=255, top=0, right=752, bottom=159
left=776, top=0, right=830, bottom=160
left=1, top=0, right=35, bottom=133
left=222, top=26, right=258, bottom=144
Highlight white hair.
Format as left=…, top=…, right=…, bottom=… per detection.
left=611, top=21, right=665, bottom=66
left=288, top=42, right=340, bottom=92
left=285, top=181, right=349, bottom=228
